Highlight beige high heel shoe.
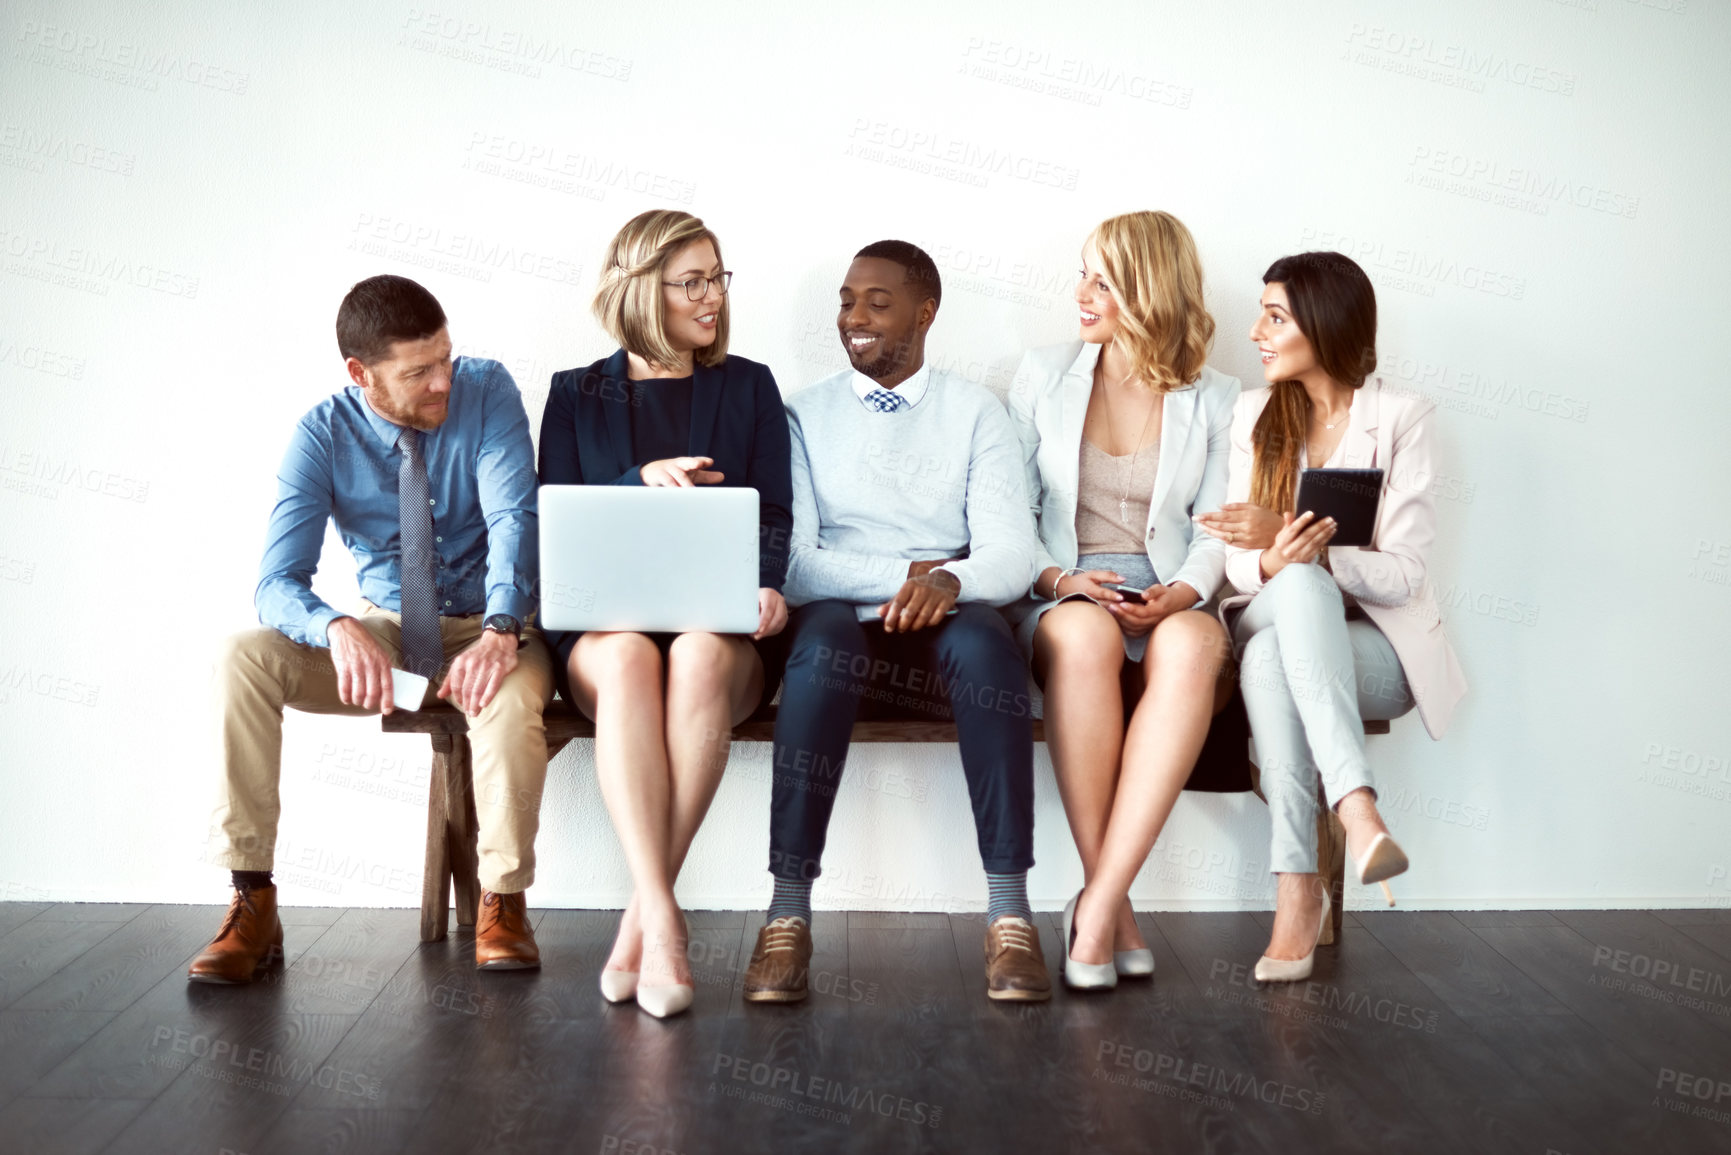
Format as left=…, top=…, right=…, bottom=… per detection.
left=1354, top=832, right=1409, bottom=906
left=636, top=913, right=694, bottom=1019
left=601, top=902, right=641, bottom=1003
left=599, top=970, right=638, bottom=1004
left=636, top=979, right=694, bottom=1019
left=1254, top=890, right=1331, bottom=984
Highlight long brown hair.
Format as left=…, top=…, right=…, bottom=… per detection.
left=1249, top=252, right=1377, bottom=512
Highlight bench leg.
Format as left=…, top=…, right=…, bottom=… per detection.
left=447, top=734, right=480, bottom=929
left=421, top=734, right=454, bottom=943
left=1317, top=786, right=1346, bottom=947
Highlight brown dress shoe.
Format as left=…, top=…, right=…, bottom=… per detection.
left=188, top=886, right=284, bottom=984
left=984, top=916, right=1052, bottom=1002
left=743, top=916, right=812, bottom=1003
left=475, top=890, right=540, bottom=970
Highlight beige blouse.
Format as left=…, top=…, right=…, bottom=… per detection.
left=1076, top=438, right=1160, bottom=555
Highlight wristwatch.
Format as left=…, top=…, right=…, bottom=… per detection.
left=483, top=614, right=523, bottom=647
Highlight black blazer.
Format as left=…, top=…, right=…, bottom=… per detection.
left=537, top=349, right=793, bottom=591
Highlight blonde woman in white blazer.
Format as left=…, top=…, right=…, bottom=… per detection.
left=1005, top=211, right=1241, bottom=990
left=1196, top=251, right=1466, bottom=985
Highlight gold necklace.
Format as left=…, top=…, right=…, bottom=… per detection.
left=1097, top=374, right=1159, bottom=525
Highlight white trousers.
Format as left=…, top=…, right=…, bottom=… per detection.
left=1233, top=565, right=1413, bottom=874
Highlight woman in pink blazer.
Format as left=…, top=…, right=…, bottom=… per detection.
left=1195, top=251, right=1465, bottom=983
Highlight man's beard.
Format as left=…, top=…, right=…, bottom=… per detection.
left=846, top=332, right=918, bottom=382
left=366, top=386, right=447, bottom=432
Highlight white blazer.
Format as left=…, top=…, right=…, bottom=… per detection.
left=1004, top=340, right=1241, bottom=650
left=1221, top=378, right=1467, bottom=739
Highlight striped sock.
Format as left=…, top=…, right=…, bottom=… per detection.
left=766, top=875, right=813, bottom=924
left=985, top=871, right=1031, bottom=924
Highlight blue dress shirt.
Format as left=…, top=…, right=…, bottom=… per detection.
left=256, top=356, right=538, bottom=647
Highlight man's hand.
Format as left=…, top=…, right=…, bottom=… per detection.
left=437, top=629, right=520, bottom=716
left=1194, top=502, right=1285, bottom=550
left=907, top=556, right=963, bottom=580
left=640, top=456, right=725, bottom=487
left=329, top=617, right=396, bottom=714
left=754, top=587, right=788, bottom=640
left=878, top=568, right=960, bottom=633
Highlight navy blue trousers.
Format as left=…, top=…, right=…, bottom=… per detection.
left=767, top=599, right=1036, bottom=881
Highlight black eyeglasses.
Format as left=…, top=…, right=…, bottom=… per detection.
left=662, top=271, right=733, bottom=301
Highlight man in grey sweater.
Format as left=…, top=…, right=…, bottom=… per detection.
left=742, top=240, right=1051, bottom=1003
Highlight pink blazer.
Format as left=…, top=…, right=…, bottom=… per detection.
left=1221, top=378, right=1467, bottom=739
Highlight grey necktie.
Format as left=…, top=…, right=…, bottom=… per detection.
left=396, top=428, right=443, bottom=681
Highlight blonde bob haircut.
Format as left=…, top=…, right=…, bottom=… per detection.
left=1088, top=210, right=1216, bottom=392
left=592, top=209, right=729, bottom=370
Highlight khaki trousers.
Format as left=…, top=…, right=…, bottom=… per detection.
left=209, top=603, right=553, bottom=893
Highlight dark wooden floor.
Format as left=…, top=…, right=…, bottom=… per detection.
left=1, top=903, right=1728, bottom=1155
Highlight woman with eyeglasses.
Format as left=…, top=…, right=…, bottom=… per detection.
left=538, top=209, right=793, bottom=1017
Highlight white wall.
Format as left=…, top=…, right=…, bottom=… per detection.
left=2, top=0, right=1727, bottom=914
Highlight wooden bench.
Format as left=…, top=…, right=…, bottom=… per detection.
left=383, top=704, right=1387, bottom=946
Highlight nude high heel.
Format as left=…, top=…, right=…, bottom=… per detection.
left=601, top=902, right=641, bottom=1003
left=1253, top=890, right=1330, bottom=984
left=1354, top=832, right=1409, bottom=907
left=599, top=970, right=638, bottom=1004
left=636, top=912, right=694, bottom=1019
left=636, top=980, right=694, bottom=1019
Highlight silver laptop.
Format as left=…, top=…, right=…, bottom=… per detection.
left=537, top=485, right=761, bottom=633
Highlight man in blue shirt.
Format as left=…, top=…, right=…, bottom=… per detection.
left=190, top=275, right=554, bottom=982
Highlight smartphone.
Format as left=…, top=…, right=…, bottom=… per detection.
left=1101, top=582, right=1148, bottom=604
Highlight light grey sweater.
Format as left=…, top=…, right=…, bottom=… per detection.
left=783, top=366, right=1036, bottom=612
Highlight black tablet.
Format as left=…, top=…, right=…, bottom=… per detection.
left=1294, top=468, right=1383, bottom=547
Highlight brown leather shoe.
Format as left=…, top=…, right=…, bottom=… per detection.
left=475, top=890, right=540, bottom=970
left=984, top=916, right=1052, bottom=1002
left=743, top=916, right=811, bottom=1003
left=188, top=886, right=284, bottom=984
